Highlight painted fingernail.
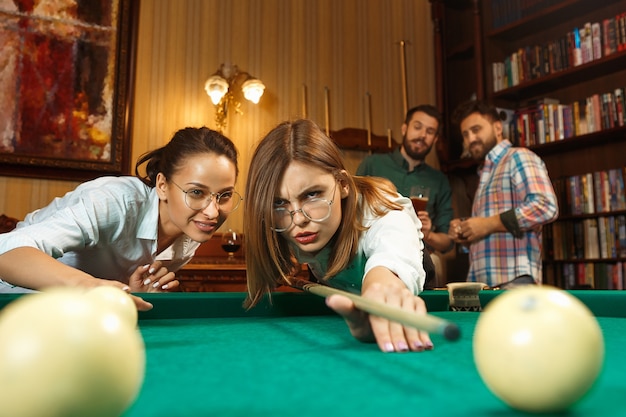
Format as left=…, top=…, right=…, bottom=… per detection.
left=143, top=278, right=151, bottom=286
left=161, top=284, right=169, bottom=290
left=142, top=264, right=150, bottom=270
left=148, top=267, right=156, bottom=275
left=397, top=341, right=409, bottom=352
left=383, top=342, right=395, bottom=353
left=121, top=286, right=130, bottom=292
left=152, top=281, right=160, bottom=288
left=424, top=342, right=434, bottom=350
left=413, top=341, right=424, bottom=351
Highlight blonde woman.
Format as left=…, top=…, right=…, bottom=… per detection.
left=244, top=119, right=432, bottom=353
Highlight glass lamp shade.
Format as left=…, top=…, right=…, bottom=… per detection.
left=205, top=75, right=229, bottom=105
left=242, top=78, right=265, bottom=104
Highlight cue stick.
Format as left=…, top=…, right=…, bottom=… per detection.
left=301, top=83, right=308, bottom=118
left=398, top=40, right=409, bottom=116
left=324, top=87, right=331, bottom=136
left=366, top=92, right=372, bottom=149
left=290, top=278, right=460, bottom=341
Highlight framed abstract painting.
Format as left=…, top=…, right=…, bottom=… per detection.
left=0, top=0, right=138, bottom=181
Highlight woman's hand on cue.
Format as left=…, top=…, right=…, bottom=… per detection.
left=326, top=279, right=434, bottom=353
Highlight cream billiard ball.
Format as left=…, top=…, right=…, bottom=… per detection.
left=0, top=289, right=145, bottom=417
left=473, top=286, right=604, bottom=414
left=86, top=286, right=138, bottom=327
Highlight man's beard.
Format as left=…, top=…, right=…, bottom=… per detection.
left=469, top=144, right=485, bottom=160
left=402, top=136, right=431, bottom=161
left=469, top=135, right=497, bottom=160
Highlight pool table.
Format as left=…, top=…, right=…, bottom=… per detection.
left=2, top=290, right=626, bottom=416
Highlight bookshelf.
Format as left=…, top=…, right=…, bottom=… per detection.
left=485, top=0, right=626, bottom=290
left=433, top=0, right=626, bottom=289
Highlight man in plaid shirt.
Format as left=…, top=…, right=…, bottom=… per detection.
left=449, top=100, right=558, bottom=287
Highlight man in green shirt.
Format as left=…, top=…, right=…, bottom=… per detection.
left=357, top=105, right=454, bottom=254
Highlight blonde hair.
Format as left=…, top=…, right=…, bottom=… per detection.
left=244, top=119, right=402, bottom=308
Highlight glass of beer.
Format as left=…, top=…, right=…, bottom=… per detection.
left=410, top=185, right=430, bottom=213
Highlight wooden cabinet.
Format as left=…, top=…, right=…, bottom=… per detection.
left=431, top=0, right=485, bottom=167
left=430, top=0, right=484, bottom=283
left=178, top=256, right=248, bottom=292
left=176, top=234, right=247, bottom=292
left=177, top=233, right=306, bottom=292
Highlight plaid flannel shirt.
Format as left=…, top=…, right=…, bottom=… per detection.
left=468, top=140, right=558, bottom=286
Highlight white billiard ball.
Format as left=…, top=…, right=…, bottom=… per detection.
left=86, top=286, right=138, bottom=327
left=0, top=289, right=145, bottom=417
left=473, top=286, right=604, bottom=413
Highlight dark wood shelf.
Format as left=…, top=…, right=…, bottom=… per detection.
left=487, top=0, right=624, bottom=40
left=491, top=51, right=626, bottom=103
left=545, top=258, right=626, bottom=264
left=554, top=209, right=626, bottom=221
left=528, top=125, right=626, bottom=157
left=183, top=257, right=246, bottom=271
left=446, top=41, right=474, bottom=60
left=330, top=128, right=394, bottom=153
left=443, top=0, right=474, bottom=11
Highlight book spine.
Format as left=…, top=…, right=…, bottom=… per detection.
left=591, top=22, right=602, bottom=60
left=592, top=94, right=603, bottom=133
left=618, top=215, right=626, bottom=258
left=603, top=18, right=612, bottom=56
left=615, top=88, right=625, bottom=127
left=585, top=172, right=595, bottom=214
left=608, top=17, right=618, bottom=54
left=573, top=100, right=581, bottom=136
left=617, top=12, right=626, bottom=51
left=598, top=217, right=608, bottom=258
left=601, top=170, right=611, bottom=213
left=593, top=171, right=603, bottom=213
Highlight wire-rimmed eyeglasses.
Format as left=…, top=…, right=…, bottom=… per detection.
left=171, top=180, right=242, bottom=213
left=272, top=182, right=337, bottom=232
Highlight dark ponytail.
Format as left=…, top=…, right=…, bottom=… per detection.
left=135, top=127, right=238, bottom=187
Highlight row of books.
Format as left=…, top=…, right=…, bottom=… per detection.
left=492, top=13, right=626, bottom=92
left=490, top=0, right=561, bottom=30
left=552, top=168, right=626, bottom=216
left=509, top=89, right=625, bottom=147
left=544, top=261, right=626, bottom=290
left=544, top=215, right=626, bottom=261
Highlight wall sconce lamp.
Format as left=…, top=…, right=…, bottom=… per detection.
left=204, top=63, right=265, bottom=132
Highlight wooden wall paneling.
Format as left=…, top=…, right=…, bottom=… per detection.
left=0, top=0, right=436, bottom=232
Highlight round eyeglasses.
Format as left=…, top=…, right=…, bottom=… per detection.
left=272, top=183, right=336, bottom=232
left=171, top=181, right=242, bottom=213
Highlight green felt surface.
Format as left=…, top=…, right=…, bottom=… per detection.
left=122, top=313, right=626, bottom=417
left=122, top=299, right=626, bottom=417
left=2, top=291, right=626, bottom=416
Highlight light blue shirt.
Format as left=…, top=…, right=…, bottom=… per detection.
left=0, top=176, right=200, bottom=291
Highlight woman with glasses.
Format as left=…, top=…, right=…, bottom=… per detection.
left=244, top=119, right=431, bottom=353
left=0, top=127, right=240, bottom=311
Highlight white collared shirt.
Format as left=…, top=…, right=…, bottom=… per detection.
left=295, top=193, right=425, bottom=295
left=359, top=194, right=425, bottom=294
left=0, top=176, right=200, bottom=291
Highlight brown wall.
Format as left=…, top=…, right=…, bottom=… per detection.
left=0, top=0, right=436, bottom=232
